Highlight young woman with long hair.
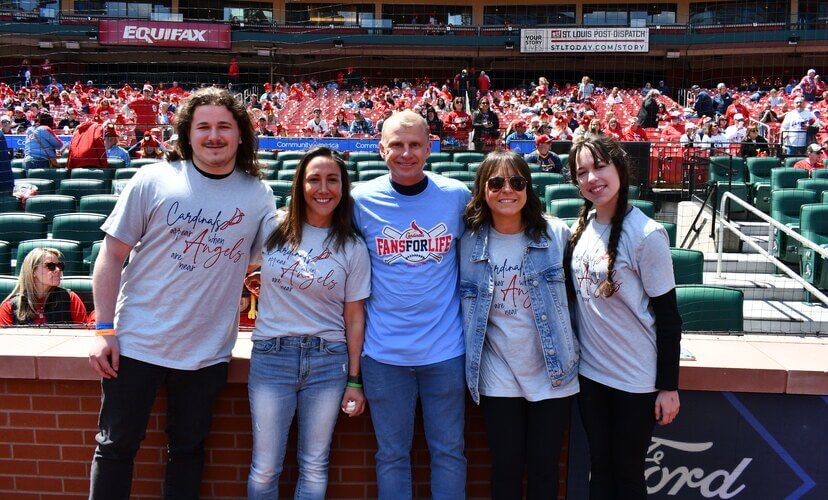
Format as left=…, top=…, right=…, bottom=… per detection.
left=565, top=135, right=682, bottom=499
left=246, top=146, right=371, bottom=499
left=460, top=151, right=579, bottom=499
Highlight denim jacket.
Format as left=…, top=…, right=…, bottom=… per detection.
left=459, top=219, right=579, bottom=404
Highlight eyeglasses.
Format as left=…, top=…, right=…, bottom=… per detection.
left=479, top=102, right=489, bottom=106
left=42, top=262, right=65, bottom=271
left=486, top=176, right=527, bottom=192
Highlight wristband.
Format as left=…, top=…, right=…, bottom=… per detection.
left=95, top=329, right=116, bottom=337
left=347, top=373, right=362, bottom=385
left=96, top=322, right=114, bottom=330
left=346, top=382, right=363, bottom=389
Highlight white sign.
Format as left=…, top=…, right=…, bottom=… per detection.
left=521, top=28, right=649, bottom=53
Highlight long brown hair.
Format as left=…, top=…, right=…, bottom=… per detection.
left=465, top=151, right=548, bottom=241
left=168, top=87, right=261, bottom=177
left=6, top=248, right=63, bottom=323
left=265, top=147, right=355, bottom=252
left=565, top=135, right=631, bottom=298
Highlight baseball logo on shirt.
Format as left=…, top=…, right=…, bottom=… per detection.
left=375, top=220, right=453, bottom=264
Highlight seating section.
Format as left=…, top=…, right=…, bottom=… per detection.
left=770, top=188, right=818, bottom=263
left=675, top=285, right=744, bottom=331
left=799, top=203, right=828, bottom=290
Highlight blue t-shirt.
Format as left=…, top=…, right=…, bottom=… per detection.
left=352, top=172, right=470, bottom=365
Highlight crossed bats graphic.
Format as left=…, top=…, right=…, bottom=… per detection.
left=381, top=222, right=448, bottom=264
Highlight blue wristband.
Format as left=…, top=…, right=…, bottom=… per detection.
left=96, top=322, right=114, bottom=330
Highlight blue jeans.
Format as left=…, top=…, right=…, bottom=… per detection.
left=362, top=354, right=467, bottom=500
left=90, top=356, right=228, bottom=500
left=247, top=336, right=348, bottom=500
left=785, top=145, right=806, bottom=156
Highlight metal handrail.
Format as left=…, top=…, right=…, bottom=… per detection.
left=716, top=191, right=828, bottom=305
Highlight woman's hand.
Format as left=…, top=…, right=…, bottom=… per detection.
left=655, top=390, right=680, bottom=425
left=244, top=272, right=261, bottom=297
left=341, top=386, right=366, bottom=417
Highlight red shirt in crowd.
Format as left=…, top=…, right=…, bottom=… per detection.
left=0, top=291, right=89, bottom=326
left=128, top=97, right=159, bottom=133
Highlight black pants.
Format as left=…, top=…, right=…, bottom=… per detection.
left=480, top=395, right=572, bottom=500
left=578, top=376, right=658, bottom=500
left=89, top=356, right=228, bottom=500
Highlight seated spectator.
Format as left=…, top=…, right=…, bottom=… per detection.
left=524, top=134, right=563, bottom=173
left=680, top=122, right=702, bottom=147
left=757, top=103, right=780, bottom=123
left=357, top=91, right=374, bottom=109
left=605, top=117, right=624, bottom=141
left=741, top=125, right=769, bottom=157
left=724, top=114, right=748, bottom=143
left=103, top=123, right=131, bottom=167
left=256, top=116, right=274, bottom=137
left=329, top=109, right=351, bottom=137
left=57, top=108, right=80, bottom=133
left=0, top=248, right=89, bottom=326
left=305, top=108, right=329, bottom=136
left=768, top=88, right=783, bottom=107
left=504, top=119, right=534, bottom=149
left=349, top=109, right=375, bottom=136
left=660, top=112, right=685, bottom=142
left=701, top=122, right=727, bottom=151
left=136, top=133, right=164, bottom=159
left=23, top=111, right=62, bottom=170
left=793, top=144, right=826, bottom=172
left=624, top=118, right=649, bottom=142
left=342, top=95, right=358, bottom=110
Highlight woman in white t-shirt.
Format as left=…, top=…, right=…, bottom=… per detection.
left=565, top=135, right=682, bottom=499
left=460, top=151, right=579, bottom=499
left=246, top=147, right=371, bottom=499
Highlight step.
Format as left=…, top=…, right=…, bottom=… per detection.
left=703, top=253, right=777, bottom=274
left=702, top=272, right=808, bottom=302
left=734, top=220, right=771, bottom=238
left=743, top=300, right=828, bottom=335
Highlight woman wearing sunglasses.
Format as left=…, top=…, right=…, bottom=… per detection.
left=246, top=147, right=371, bottom=499
left=459, top=151, right=579, bottom=499
left=1, top=248, right=89, bottom=326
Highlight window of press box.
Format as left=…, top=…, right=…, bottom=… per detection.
left=688, top=1, right=789, bottom=25
left=285, top=3, right=374, bottom=26
left=381, top=4, right=473, bottom=26
left=73, top=1, right=171, bottom=18
left=582, top=4, right=677, bottom=25
left=176, top=1, right=270, bottom=22
left=2, top=0, right=60, bottom=16
left=483, top=5, right=576, bottom=26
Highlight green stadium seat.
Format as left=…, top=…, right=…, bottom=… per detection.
left=58, top=179, right=107, bottom=200
left=770, top=167, right=808, bottom=191
left=79, top=195, right=119, bottom=217
left=256, top=151, right=277, bottom=160
left=261, top=169, right=279, bottom=181
left=273, top=196, right=283, bottom=210
left=27, top=168, right=69, bottom=187
left=783, top=157, right=805, bottom=169
left=277, top=151, right=305, bottom=162
left=811, top=169, right=828, bottom=180
left=258, top=159, right=280, bottom=171
left=11, top=168, right=24, bottom=180
left=431, top=162, right=466, bottom=174
left=675, top=285, right=743, bottom=332
left=60, top=276, right=94, bottom=312
left=0, top=213, right=47, bottom=247
left=355, top=160, right=388, bottom=172
left=266, top=180, right=293, bottom=199
left=526, top=164, right=542, bottom=173
left=452, top=152, right=486, bottom=165
left=544, top=185, right=580, bottom=205
left=24, top=194, right=76, bottom=222
left=443, top=171, right=475, bottom=182
left=796, top=178, right=828, bottom=198
left=670, top=248, right=704, bottom=285
left=531, top=173, right=565, bottom=196
left=746, top=157, right=779, bottom=213
left=629, top=199, right=655, bottom=218
left=55, top=158, right=69, bottom=169
left=0, top=195, right=21, bottom=212
left=88, top=240, right=102, bottom=275
left=628, top=185, right=641, bottom=200
left=427, top=152, right=452, bottom=163
left=114, top=168, right=139, bottom=181
left=0, top=241, right=10, bottom=275
left=277, top=169, right=296, bottom=181
left=708, top=156, right=748, bottom=213
left=105, top=158, right=126, bottom=169
left=19, top=178, right=56, bottom=195
left=281, top=159, right=301, bottom=170
left=130, top=158, right=162, bottom=168
left=51, top=213, right=107, bottom=254
left=467, top=162, right=482, bottom=172
left=799, top=203, right=828, bottom=290
left=770, top=188, right=818, bottom=263
left=547, top=198, right=583, bottom=218
left=558, top=154, right=569, bottom=169
left=659, top=221, right=677, bottom=247
left=348, top=152, right=381, bottom=163
left=16, top=239, right=84, bottom=276
left=823, top=191, right=828, bottom=204
left=346, top=170, right=358, bottom=182
left=0, top=276, right=17, bottom=298
left=71, top=168, right=115, bottom=182
left=11, top=158, right=25, bottom=169
left=358, top=170, right=388, bottom=182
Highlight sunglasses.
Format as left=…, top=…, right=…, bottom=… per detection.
left=42, top=262, right=65, bottom=271
left=486, top=176, right=527, bottom=192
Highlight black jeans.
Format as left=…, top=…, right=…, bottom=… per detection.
left=480, top=395, right=572, bottom=500
left=89, top=356, right=228, bottom=500
left=578, top=376, right=658, bottom=500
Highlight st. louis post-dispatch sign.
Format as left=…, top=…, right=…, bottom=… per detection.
left=521, top=28, right=649, bottom=53
left=98, top=20, right=231, bottom=50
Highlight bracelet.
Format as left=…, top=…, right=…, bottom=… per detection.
left=95, top=329, right=116, bottom=337
left=96, top=322, right=114, bottom=330
left=346, top=382, right=363, bottom=389
left=347, top=373, right=363, bottom=384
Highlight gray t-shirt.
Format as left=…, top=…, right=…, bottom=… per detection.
left=252, top=220, right=371, bottom=342
left=570, top=207, right=675, bottom=393
left=479, top=229, right=578, bottom=401
left=102, top=160, right=275, bottom=370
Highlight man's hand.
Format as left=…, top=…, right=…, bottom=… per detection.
left=89, top=336, right=120, bottom=379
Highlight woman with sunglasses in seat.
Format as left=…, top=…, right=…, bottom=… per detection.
left=1, top=248, right=89, bottom=326
left=246, top=147, right=371, bottom=499
left=565, top=135, right=681, bottom=499
left=459, top=151, right=579, bottom=499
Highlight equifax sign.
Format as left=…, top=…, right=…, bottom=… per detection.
left=98, top=20, right=231, bottom=49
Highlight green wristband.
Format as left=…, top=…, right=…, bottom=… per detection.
left=346, top=382, right=363, bottom=389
